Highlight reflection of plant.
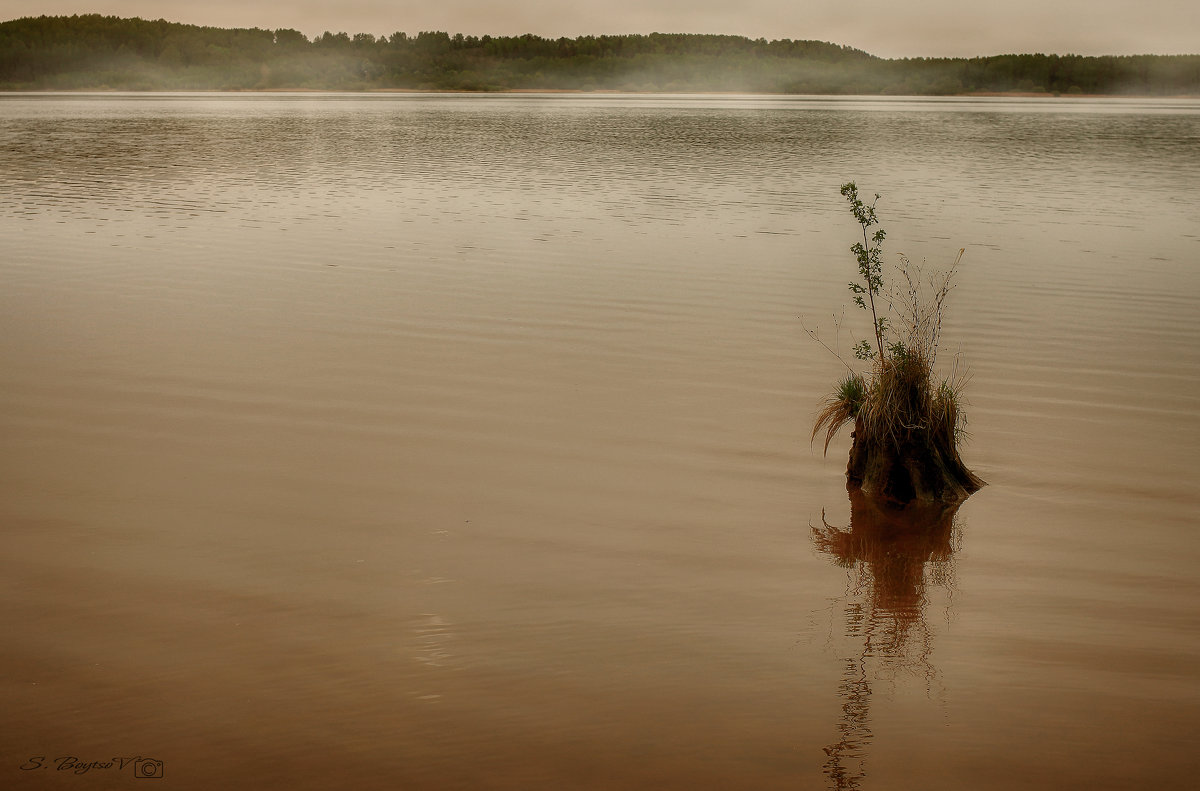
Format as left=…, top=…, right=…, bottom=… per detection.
left=809, top=183, right=982, bottom=503
left=813, top=492, right=958, bottom=665
left=813, top=489, right=961, bottom=791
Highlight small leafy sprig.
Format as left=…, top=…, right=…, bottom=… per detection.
left=840, top=182, right=887, bottom=361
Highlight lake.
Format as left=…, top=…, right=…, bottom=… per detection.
left=1, top=92, right=1198, bottom=790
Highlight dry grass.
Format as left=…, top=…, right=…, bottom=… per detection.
left=814, top=250, right=969, bottom=454
left=812, top=372, right=867, bottom=455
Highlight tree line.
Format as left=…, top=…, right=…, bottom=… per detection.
left=2, top=14, right=1197, bottom=94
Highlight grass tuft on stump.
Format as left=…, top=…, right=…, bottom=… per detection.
left=810, top=184, right=983, bottom=505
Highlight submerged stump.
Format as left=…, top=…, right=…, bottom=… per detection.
left=846, top=414, right=984, bottom=505
left=816, top=354, right=985, bottom=507
left=813, top=181, right=985, bottom=508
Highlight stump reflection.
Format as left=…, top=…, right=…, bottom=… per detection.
left=812, top=488, right=961, bottom=791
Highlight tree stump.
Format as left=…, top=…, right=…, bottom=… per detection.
left=846, top=415, right=984, bottom=505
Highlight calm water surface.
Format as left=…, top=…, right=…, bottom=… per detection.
left=1, top=93, right=1198, bottom=789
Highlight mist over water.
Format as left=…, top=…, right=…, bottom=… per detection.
left=1, top=93, right=1199, bottom=790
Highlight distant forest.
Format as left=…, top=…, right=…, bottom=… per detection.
left=2, top=15, right=1198, bottom=95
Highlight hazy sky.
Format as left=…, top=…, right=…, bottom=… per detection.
left=2, top=1, right=1197, bottom=58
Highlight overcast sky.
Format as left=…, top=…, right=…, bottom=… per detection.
left=2, top=1, right=1196, bottom=59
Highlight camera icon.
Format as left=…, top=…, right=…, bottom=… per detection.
left=133, top=758, right=164, bottom=779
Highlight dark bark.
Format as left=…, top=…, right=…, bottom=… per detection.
left=846, top=416, right=984, bottom=505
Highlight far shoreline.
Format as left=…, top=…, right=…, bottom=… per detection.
left=3, top=87, right=1198, bottom=99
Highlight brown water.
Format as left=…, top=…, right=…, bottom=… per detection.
left=1, top=93, right=1198, bottom=790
